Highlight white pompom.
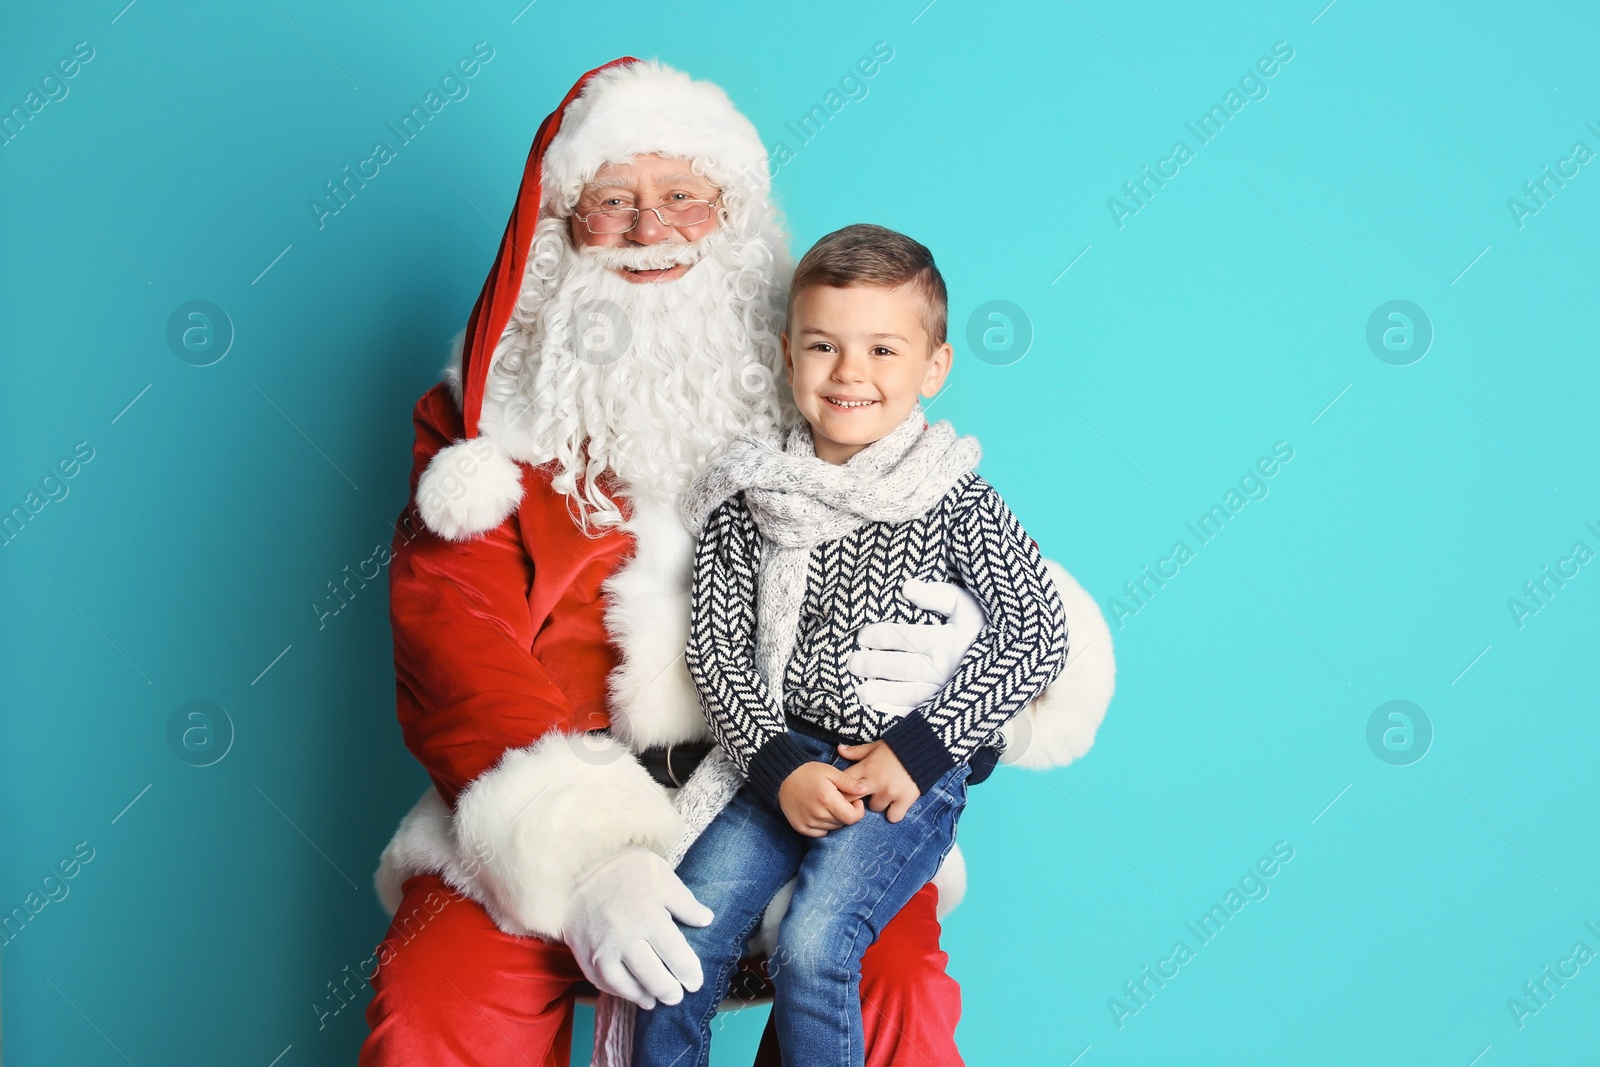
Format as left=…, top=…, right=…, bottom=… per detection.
left=416, top=436, right=525, bottom=541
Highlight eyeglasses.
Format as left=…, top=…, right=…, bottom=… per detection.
left=574, top=196, right=723, bottom=235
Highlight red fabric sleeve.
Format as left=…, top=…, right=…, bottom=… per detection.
left=388, top=385, right=589, bottom=807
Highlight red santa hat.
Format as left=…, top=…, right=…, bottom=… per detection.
left=418, top=57, right=773, bottom=540
left=457, top=56, right=771, bottom=440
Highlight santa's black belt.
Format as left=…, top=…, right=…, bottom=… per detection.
left=594, top=724, right=1000, bottom=789
left=589, top=729, right=715, bottom=788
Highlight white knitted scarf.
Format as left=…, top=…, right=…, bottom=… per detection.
left=590, top=403, right=980, bottom=1066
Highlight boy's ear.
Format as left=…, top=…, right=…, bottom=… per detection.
left=780, top=331, right=794, bottom=382
left=921, top=341, right=953, bottom=398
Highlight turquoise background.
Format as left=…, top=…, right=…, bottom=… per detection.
left=3, top=0, right=1597, bottom=1063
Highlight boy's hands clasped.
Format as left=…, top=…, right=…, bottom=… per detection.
left=774, top=575, right=974, bottom=837
left=835, top=740, right=922, bottom=822
left=776, top=741, right=923, bottom=837
left=777, top=762, right=868, bottom=837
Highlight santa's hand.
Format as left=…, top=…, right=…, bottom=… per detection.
left=848, top=578, right=986, bottom=715
left=562, top=847, right=713, bottom=1010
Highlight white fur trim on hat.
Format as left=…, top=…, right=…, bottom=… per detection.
left=998, top=559, right=1116, bottom=769
left=541, top=59, right=769, bottom=216
left=415, top=435, right=526, bottom=541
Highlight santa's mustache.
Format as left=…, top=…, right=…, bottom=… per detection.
left=582, top=235, right=712, bottom=273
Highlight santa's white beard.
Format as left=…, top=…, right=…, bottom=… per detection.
left=481, top=216, right=792, bottom=530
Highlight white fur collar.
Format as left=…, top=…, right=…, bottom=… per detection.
left=600, top=489, right=714, bottom=749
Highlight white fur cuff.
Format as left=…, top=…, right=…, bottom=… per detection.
left=374, top=732, right=684, bottom=940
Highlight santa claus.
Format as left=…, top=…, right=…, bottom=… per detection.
left=360, top=58, right=1114, bottom=1067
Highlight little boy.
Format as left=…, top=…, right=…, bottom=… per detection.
left=633, top=223, right=1069, bottom=1067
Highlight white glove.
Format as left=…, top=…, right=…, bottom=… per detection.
left=562, top=847, right=714, bottom=1009
left=847, top=577, right=986, bottom=716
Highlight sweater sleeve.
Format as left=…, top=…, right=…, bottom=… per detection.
left=880, top=479, right=1070, bottom=793
left=684, top=495, right=816, bottom=806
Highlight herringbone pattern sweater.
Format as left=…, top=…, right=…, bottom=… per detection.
left=686, top=469, right=1069, bottom=803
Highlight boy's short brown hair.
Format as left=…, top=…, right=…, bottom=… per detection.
left=787, top=223, right=949, bottom=348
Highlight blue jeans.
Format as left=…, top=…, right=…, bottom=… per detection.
left=632, top=730, right=970, bottom=1067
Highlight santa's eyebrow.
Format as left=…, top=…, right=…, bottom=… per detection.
left=583, top=172, right=714, bottom=192
left=654, top=172, right=708, bottom=185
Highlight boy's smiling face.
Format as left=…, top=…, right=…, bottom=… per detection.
left=782, top=283, right=953, bottom=465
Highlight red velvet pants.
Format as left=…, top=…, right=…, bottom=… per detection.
left=359, top=875, right=963, bottom=1066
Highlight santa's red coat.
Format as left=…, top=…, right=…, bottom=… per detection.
left=392, top=382, right=634, bottom=807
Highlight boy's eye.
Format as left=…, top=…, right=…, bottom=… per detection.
left=871, top=346, right=895, bottom=356
left=807, top=342, right=835, bottom=353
